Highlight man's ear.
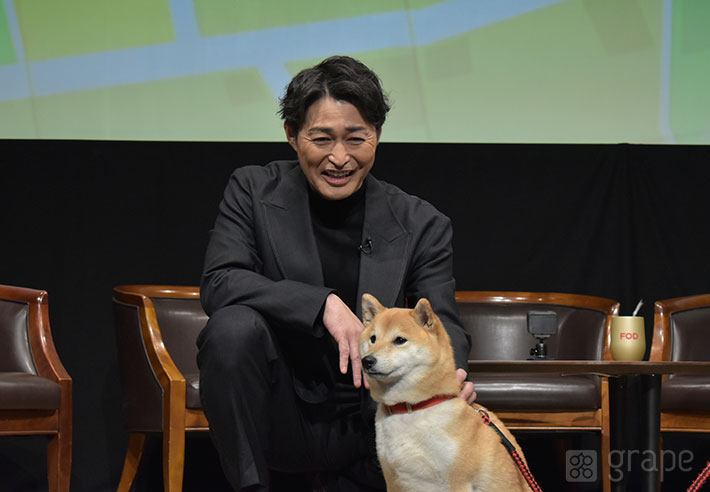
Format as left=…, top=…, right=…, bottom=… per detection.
left=284, top=122, right=298, bottom=150
left=362, top=293, right=385, bottom=324
left=413, top=298, right=435, bottom=330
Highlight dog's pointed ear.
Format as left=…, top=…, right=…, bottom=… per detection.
left=362, top=294, right=385, bottom=324
left=413, top=298, right=436, bottom=330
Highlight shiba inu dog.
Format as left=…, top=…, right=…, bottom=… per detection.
left=360, top=294, right=531, bottom=492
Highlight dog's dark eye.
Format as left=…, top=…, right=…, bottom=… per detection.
left=370, top=335, right=376, bottom=343
left=393, top=336, right=407, bottom=346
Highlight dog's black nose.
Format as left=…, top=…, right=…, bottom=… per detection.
left=362, top=355, right=376, bottom=370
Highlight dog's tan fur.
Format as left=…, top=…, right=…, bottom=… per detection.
left=360, top=294, right=530, bottom=492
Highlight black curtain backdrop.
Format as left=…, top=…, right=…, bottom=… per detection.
left=1, top=140, right=709, bottom=491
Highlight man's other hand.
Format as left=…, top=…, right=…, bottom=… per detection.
left=456, top=368, right=476, bottom=404
left=323, top=293, right=367, bottom=388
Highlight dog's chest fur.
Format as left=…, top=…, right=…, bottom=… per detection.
left=376, top=402, right=461, bottom=491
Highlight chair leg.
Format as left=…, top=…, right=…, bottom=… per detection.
left=47, top=430, right=72, bottom=492
left=117, top=432, right=148, bottom=492
left=163, top=424, right=186, bottom=492
left=601, top=378, right=611, bottom=492
left=601, top=427, right=611, bottom=492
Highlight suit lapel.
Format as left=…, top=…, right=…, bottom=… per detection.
left=356, top=176, right=409, bottom=318
left=262, top=166, right=409, bottom=314
left=261, top=164, right=324, bottom=286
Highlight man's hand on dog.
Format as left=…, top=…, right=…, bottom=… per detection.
left=323, top=293, right=369, bottom=389
left=456, top=369, right=477, bottom=404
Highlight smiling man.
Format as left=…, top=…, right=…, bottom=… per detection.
left=197, top=56, right=473, bottom=492
left=286, top=96, right=378, bottom=202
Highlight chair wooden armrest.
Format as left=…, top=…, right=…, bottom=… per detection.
left=0, top=285, right=71, bottom=387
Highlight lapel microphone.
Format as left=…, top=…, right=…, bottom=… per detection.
left=359, top=237, right=373, bottom=254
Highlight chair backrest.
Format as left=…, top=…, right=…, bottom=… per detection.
left=651, top=294, right=710, bottom=362
left=151, top=296, right=207, bottom=376
left=456, top=291, right=619, bottom=361
left=0, top=295, right=37, bottom=374
left=113, top=285, right=206, bottom=432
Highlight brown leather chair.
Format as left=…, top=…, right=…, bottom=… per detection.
left=0, top=285, right=72, bottom=492
left=112, top=285, right=209, bottom=492
left=650, top=294, right=710, bottom=432
left=456, top=291, right=619, bottom=492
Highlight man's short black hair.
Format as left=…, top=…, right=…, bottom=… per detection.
left=279, top=55, right=391, bottom=135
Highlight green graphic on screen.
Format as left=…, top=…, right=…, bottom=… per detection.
left=0, top=4, right=16, bottom=65
left=0, top=0, right=708, bottom=144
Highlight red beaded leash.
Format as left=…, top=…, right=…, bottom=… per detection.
left=688, top=462, right=710, bottom=492
left=474, top=407, right=543, bottom=492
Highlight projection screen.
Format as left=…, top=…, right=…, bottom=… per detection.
left=0, top=0, right=708, bottom=143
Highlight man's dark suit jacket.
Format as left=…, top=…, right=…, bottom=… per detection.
left=201, top=160, right=471, bottom=405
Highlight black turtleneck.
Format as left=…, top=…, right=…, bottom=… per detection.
left=308, top=183, right=366, bottom=313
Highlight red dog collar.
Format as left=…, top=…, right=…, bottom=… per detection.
left=384, top=394, right=457, bottom=415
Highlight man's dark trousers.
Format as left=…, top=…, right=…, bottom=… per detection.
left=197, top=304, right=385, bottom=491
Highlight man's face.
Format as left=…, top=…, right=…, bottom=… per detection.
left=286, top=97, right=379, bottom=201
